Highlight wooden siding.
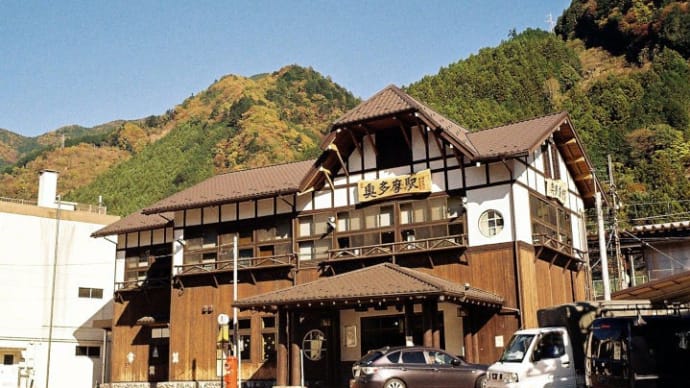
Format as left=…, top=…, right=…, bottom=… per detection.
left=111, top=288, right=170, bottom=382
left=168, top=274, right=293, bottom=381
left=518, top=241, right=584, bottom=328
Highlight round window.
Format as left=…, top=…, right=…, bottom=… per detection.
left=302, top=329, right=326, bottom=361
left=478, top=209, right=504, bottom=237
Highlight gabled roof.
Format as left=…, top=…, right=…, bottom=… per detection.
left=142, top=160, right=315, bottom=214
left=233, top=262, right=503, bottom=310
left=469, top=111, right=601, bottom=207
left=91, top=211, right=174, bottom=237
left=469, top=111, right=569, bottom=160
left=331, top=85, right=478, bottom=156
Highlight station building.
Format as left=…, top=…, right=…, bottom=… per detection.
left=94, top=85, right=599, bottom=387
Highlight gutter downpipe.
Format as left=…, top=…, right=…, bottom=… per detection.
left=502, top=159, right=524, bottom=328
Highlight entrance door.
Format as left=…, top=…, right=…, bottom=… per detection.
left=148, top=342, right=169, bottom=382
left=296, top=311, right=338, bottom=387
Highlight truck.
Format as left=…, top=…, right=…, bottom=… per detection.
left=483, top=300, right=690, bottom=387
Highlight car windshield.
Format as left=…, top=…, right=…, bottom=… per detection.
left=499, top=334, right=535, bottom=362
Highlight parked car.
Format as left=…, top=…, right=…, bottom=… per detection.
left=351, top=346, right=487, bottom=388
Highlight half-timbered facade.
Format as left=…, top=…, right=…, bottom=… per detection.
left=94, top=85, right=600, bottom=388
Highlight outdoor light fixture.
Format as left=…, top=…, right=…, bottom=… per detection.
left=326, top=216, right=336, bottom=231
left=126, top=352, right=135, bottom=364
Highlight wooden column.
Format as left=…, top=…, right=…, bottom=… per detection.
left=431, top=300, right=441, bottom=348
left=404, top=301, right=414, bottom=345
left=276, top=310, right=288, bottom=386
left=289, top=311, right=301, bottom=386
left=422, top=301, right=434, bottom=347
left=462, top=314, right=479, bottom=362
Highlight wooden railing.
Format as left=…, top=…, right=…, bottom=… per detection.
left=328, top=234, right=467, bottom=261
left=174, top=253, right=297, bottom=276
left=115, top=277, right=170, bottom=291
left=532, top=233, right=586, bottom=269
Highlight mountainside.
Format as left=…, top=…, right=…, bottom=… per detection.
left=0, top=66, right=357, bottom=215
left=406, top=25, right=690, bottom=225
left=2, top=2, right=690, bottom=224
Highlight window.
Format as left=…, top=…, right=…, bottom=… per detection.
left=3, top=355, right=13, bottom=365
left=535, top=332, right=565, bottom=359
left=479, top=209, right=504, bottom=237
left=75, top=346, right=100, bottom=358
left=125, top=254, right=149, bottom=283
left=298, top=240, right=330, bottom=262
left=238, top=318, right=251, bottom=361
left=262, top=316, right=277, bottom=361
left=401, top=350, right=426, bottom=364
left=530, top=195, right=572, bottom=244
left=302, top=329, right=326, bottom=361
left=376, top=127, right=411, bottom=169
left=78, top=287, right=104, bottom=299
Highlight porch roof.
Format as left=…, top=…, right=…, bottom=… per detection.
left=613, top=270, right=690, bottom=304
left=233, top=262, right=503, bottom=311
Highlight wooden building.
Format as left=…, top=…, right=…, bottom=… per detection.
left=94, top=85, right=600, bottom=388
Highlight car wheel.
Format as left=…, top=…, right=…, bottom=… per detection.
left=475, top=374, right=487, bottom=388
left=383, top=378, right=406, bottom=388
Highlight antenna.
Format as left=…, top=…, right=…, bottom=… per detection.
left=546, top=13, right=556, bottom=32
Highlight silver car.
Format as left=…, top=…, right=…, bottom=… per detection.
left=351, top=346, right=487, bottom=388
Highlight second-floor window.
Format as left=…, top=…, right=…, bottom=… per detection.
left=297, top=214, right=332, bottom=262
left=184, top=218, right=292, bottom=267
left=124, top=245, right=171, bottom=286
left=530, top=194, right=572, bottom=245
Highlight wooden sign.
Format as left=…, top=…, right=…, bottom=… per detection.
left=357, top=169, right=432, bottom=203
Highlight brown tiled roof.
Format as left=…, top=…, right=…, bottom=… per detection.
left=469, top=111, right=569, bottom=160
left=332, top=85, right=477, bottom=157
left=332, top=85, right=418, bottom=127
left=143, top=160, right=315, bottom=214
left=91, top=211, right=173, bottom=237
left=233, top=262, right=503, bottom=310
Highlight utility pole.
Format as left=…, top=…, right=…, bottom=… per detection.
left=596, top=190, right=611, bottom=301
left=608, top=155, right=625, bottom=290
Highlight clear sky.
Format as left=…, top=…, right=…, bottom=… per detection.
left=1, top=0, right=572, bottom=137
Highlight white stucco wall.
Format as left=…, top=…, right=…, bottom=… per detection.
left=0, top=203, right=118, bottom=388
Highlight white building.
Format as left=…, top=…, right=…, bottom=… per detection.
left=0, top=170, right=120, bottom=388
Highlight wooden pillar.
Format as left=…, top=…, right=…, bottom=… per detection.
left=289, top=311, right=301, bottom=386
left=462, top=313, right=479, bottom=363
left=404, top=301, right=414, bottom=345
left=276, top=310, right=288, bottom=386
left=422, top=301, right=434, bottom=347
left=431, top=300, right=440, bottom=348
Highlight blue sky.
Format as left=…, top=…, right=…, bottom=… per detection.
left=1, top=0, right=572, bottom=137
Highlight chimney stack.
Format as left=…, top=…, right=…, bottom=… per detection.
left=37, top=169, right=59, bottom=208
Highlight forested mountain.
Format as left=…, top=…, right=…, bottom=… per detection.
left=407, top=25, right=690, bottom=225
left=0, top=66, right=357, bottom=215
left=2, top=1, right=690, bottom=224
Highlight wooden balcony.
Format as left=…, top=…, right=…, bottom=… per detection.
left=327, top=234, right=467, bottom=263
left=174, top=253, right=297, bottom=276
left=532, top=233, right=585, bottom=270
left=115, top=277, right=170, bottom=292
